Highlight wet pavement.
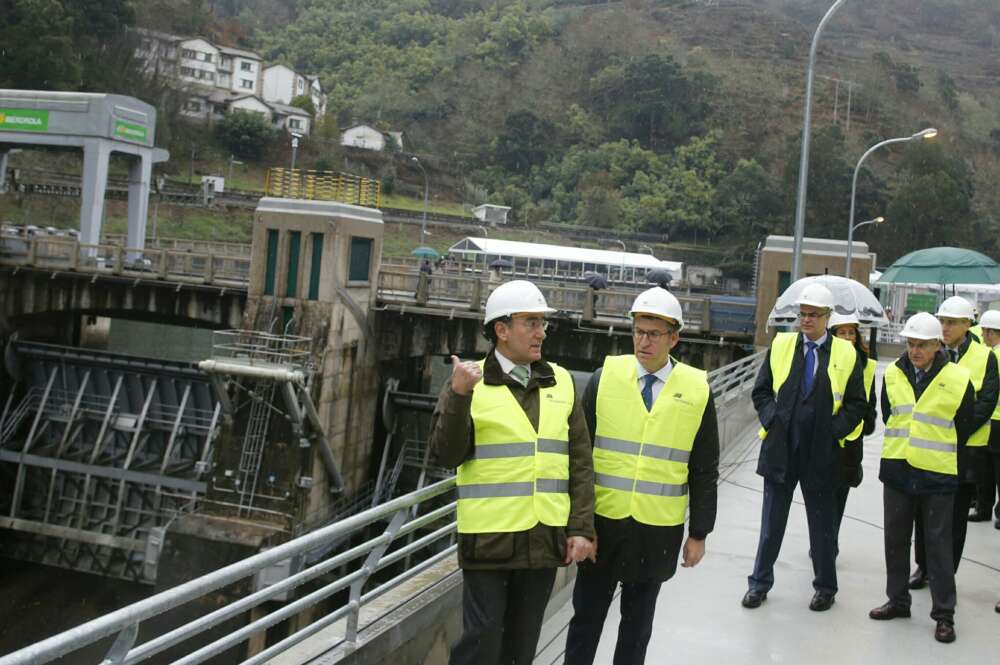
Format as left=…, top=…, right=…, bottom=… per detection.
left=536, top=361, right=1000, bottom=665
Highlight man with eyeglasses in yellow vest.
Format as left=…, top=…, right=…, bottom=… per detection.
left=868, top=312, right=975, bottom=643
left=908, top=296, right=998, bottom=590
left=564, top=287, right=719, bottom=665
left=742, top=283, right=866, bottom=613
left=430, top=279, right=596, bottom=665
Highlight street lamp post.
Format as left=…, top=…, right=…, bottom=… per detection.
left=290, top=134, right=301, bottom=172
left=227, top=155, right=243, bottom=185
left=613, top=239, right=626, bottom=282
left=845, top=128, right=937, bottom=276
left=412, top=156, right=429, bottom=244
left=792, top=0, right=848, bottom=282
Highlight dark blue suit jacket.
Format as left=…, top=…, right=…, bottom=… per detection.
left=752, top=334, right=867, bottom=490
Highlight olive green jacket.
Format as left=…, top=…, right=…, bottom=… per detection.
left=430, top=350, right=596, bottom=570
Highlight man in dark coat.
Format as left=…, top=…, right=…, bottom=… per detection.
left=742, top=283, right=867, bottom=612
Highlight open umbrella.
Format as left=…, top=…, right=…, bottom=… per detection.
left=645, top=268, right=672, bottom=288
left=877, top=247, right=1000, bottom=285
left=411, top=246, right=439, bottom=259
left=583, top=272, right=608, bottom=290
left=768, top=275, right=888, bottom=327
left=489, top=259, right=514, bottom=270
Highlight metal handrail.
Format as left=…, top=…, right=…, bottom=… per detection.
left=0, top=353, right=765, bottom=665
left=0, top=478, right=458, bottom=665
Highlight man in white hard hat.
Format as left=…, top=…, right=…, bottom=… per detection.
left=430, top=279, right=596, bottom=665
left=564, top=287, right=719, bottom=665
left=869, top=312, right=974, bottom=643
left=743, top=282, right=866, bottom=612
left=908, top=296, right=999, bottom=589
left=975, top=309, right=1000, bottom=532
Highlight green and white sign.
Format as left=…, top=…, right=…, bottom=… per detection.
left=114, top=119, right=148, bottom=143
left=906, top=293, right=938, bottom=314
left=0, top=108, right=49, bottom=132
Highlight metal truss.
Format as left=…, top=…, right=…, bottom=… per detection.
left=0, top=341, right=221, bottom=584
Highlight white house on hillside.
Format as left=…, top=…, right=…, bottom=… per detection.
left=262, top=64, right=327, bottom=116
left=341, top=125, right=404, bottom=151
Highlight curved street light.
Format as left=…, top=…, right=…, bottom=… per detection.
left=845, top=128, right=937, bottom=276
left=791, top=0, right=848, bottom=281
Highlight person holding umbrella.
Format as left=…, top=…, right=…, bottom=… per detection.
left=909, top=296, right=998, bottom=588
left=742, top=283, right=867, bottom=612
left=828, top=312, right=878, bottom=549
left=869, top=312, right=975, bottom=643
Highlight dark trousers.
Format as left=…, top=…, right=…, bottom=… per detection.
left=450, top=567, right=556, bottom=665
left=974, top=453, right=1000, bottom=519
left=883, top=485, right=956, bottom=621
left=748, top=473, right=839, bottom=596
left=565, top=564, right=662, bottom=665
left=833, top=485, right=850, bottom=556
left=914, top=482, right=974, bottom=573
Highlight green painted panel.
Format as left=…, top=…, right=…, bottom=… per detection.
left=286, top=231, right=301, bottom=297
left=0, top=108, right=49, bottom=132
left=308, top=233, right=323, bottom=300
left=349, top=237, right=372, bottom=282
left=264, top=229, right=279, bottom=295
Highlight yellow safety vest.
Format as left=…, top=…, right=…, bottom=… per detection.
left=882, top=361, right=970, bottom=476
left=970, top=325, right=983, bottom=343
left=993, top=347, right=1000, bottom=422
left=956, top=341, right=992, bottom=447
left=456, top=361, right=574, bottom=534
left=758, top=333, right=857, bottom=440
left=841, top=357, right=877, bottom=445
left=593, top=355, right=709, bottom=527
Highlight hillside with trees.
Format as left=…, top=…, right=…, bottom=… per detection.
left=4, top=0, right=1000, bottom=276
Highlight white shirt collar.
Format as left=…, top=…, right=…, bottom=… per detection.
left=494, top=349, right=529, bottom=378
left=637, top=357, right=672, bottom=384
left=803, top=332, right=827, bottom=348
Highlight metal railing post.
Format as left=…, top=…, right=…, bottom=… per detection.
left=345, top=509, right=408, bottom=646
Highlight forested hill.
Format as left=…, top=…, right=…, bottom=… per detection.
left=8, top=0, right=1000, bottom=274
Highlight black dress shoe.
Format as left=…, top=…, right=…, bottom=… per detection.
left=995, top=600, right=1000, bottom=614
left=908, top=567, right=927, bottom=590
left=741, top=590, right=767, bottom=608
left=994, top=517, right=1000, bottom=530
left=968, top=510, right=990, bottom=522
left=868, top=602, right=911, bottom=620
left=934, top=621, right=956, bottom=643
left=809, top=592, right=835, bottom=611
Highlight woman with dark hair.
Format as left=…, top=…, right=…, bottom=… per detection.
left=829, top=312, right=878, bottom=550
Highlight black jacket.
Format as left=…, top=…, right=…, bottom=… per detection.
left=579, top=362, right=719, bottom=582
left=948, top=333, right=999, bottom=482
left=879, top=350, right=976, bottom=495
left=752, top=334, right=867, bottom=489
left=839, top=349, right=877, bottom=487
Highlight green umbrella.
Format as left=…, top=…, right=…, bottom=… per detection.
left=411, top=246, right=439, bottom=259
left=876, top=247, right=1000, bottom=285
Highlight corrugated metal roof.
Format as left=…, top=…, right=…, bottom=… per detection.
left=447, top=238, right=682, bottom=270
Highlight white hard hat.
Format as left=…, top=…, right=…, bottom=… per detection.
left=979, top=310, right=1000, bottom=331
left=935, top=296, right=975, bottom=321
left=795, top=283, right=835, bottom=310
left=484, top=280, right=556, bottom=324
left=629, top=287, right=685, bottom=330
left=828, top=312, right=860, bottom=329
left=900, top=312, right=943, bottom=341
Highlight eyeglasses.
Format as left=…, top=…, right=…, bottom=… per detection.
left=633, top=328, right=673, bottom=342
left=513, top=317, right=549, bottom=331
left=798, top=311, right=828, bottom=320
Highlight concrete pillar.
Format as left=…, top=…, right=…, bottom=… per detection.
left=126, top=153, right=152, bottom=254
left=80, top=139, right=112, bottom=247
left=0, top=150, right=9, bottom=194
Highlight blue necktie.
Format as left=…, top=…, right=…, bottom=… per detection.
left=802, top=341, right=818, bottom=394
left=641, top=374, right=657, bottom=411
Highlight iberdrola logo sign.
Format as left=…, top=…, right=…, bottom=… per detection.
left=0, top=109, right=49, bottom=132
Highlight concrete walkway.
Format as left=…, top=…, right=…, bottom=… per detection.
left=536, top=362, right=1000, bottom=665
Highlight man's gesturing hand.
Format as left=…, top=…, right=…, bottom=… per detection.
left=451, top=355, right=483, bottom=396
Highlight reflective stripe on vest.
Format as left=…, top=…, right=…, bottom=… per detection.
left=882, top=361, right=970, bottom=476
left=958, top=341, right=991, bottom=447
left=593, top=355, right=709, bottom=527
left=758, top=333, right=857, bottom=441
left=456, top=361, right=574, bottom=534
left=841, top=358, right=877, bottom=445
